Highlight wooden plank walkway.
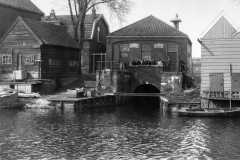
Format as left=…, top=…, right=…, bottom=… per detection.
left=103, top=92, right=166, bottom=97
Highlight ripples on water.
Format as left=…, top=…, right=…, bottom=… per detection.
left=1, top=105, right=240, bottom=159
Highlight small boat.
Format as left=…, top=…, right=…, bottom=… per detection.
left=177, top=107, right=240, bottom=117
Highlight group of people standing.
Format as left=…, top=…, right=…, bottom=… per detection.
left=131, top=57, right=172, bottom=72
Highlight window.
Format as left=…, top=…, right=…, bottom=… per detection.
left=120, top=44, right=129, bottom=59
left=97, top=26, right=101, bottom=42
left=23, top=55, right=34, bottom=65
left=68, top=60, right=74, bottom=66
left=142, top=44, right=151, bottom=60
left=167, top=43, right=178, bottom=52
left=74, top=61, right=79, bottom=67
left=68, top=60, right=79, bottom=67
left=2, top=55, right=12, bottom=64
left=49, top=59, right=61, bottom=66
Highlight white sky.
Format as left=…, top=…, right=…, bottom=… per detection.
left=31, top=0, right=240, bottom=58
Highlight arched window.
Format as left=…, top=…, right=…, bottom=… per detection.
left=97, top=25, right=101, bottom=42
left=141, top=44, right=151, bottom=60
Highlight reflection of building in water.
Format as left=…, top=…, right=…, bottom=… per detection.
left=192, top=58, right=201, bottom=76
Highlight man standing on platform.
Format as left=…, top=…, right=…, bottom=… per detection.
left=166, top=57, right=171, bottom=72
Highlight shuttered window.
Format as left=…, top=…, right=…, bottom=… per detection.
left=142, top=44, right=151, bottom=60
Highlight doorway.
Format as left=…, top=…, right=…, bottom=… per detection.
left=209, top=73, right=224, bottom=92
left=167, top=52, right=177, bottom=72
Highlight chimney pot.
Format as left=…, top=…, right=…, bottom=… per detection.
left=170, top=14, right=182, bottom=30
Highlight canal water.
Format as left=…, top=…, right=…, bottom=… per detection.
left=1, top=105, right=240, bottom=159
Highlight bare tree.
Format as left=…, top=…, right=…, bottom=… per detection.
left=61, top=0, right=133, bottom=75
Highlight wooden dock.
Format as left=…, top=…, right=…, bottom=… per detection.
left=103, top=92, right=166, bottom=97
left=46, top=95, right=116, bottom=108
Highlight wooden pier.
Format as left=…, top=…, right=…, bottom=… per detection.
left=47, top=95, right=116, bottom=108
left=103, top=92, right=166, bottom=97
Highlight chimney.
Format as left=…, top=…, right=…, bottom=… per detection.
left=170, top=14, right=182, bottom=30
left=92, top=6, right=96, bottom=19
left=45, top=9, right=60, bottom=25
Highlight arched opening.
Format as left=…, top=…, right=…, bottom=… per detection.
left=132, top=84, right=160, bottom=106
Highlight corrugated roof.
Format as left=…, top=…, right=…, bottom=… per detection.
left=0, top=0, right=44, bottom=15
left=22, top=18, right=79, bottom=48
left=43, top=14, right=101, bottom=39
left=109, top=15, right=187, bottom=37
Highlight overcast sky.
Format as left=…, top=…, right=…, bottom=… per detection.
left=31, top=0, right=240, bottom=58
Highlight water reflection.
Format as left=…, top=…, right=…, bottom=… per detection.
left=1, top=106, right=240, bottom=159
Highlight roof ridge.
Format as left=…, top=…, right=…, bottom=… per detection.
left=23, top=17, right=63, bottom=27
left=109, top=15, right=188, bottom=37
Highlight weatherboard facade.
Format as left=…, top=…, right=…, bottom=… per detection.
left=199, top=11, right=240, bottom=97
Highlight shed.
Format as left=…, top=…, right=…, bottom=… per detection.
left=0, top=17, right=79, bottom=93
left=198, top=11, right=240, bottom=99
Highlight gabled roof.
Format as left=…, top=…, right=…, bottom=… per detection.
left=0, top=0, right=44, bottom=15
left=43, top=14, right=109, bottom=40
left=0, top=17, right=79, bottom=48
left=108, top=15, right=188, bottom=37
left=199, top=11, right=239, bottom=39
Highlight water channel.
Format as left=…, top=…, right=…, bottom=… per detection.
left=1, top=104, right=240, bottom=159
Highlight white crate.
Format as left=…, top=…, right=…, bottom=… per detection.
left=13, top=70, right=27, bottom=80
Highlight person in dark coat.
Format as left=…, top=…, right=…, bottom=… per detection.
left=152, top=59, right=157, bottom=65
left=136, top=60, right=141, bottom=65
left=180, top=57, right=186, bottom=72
left=132, top=60, right=136, bottom=65
left=162, top=59, right=166, bottom=72
left=166, top=57, right=171, bottom=72
left=147, top=59, right=151, bottom=65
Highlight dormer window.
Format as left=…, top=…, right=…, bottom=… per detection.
left=97, top=26, right=101, bottom=42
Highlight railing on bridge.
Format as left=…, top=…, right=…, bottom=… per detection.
left=93, top=57, right=191, bottom=74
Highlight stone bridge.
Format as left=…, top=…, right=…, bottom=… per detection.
left=96, top=66, right=182, bottom=94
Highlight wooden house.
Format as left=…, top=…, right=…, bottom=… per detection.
left=0, top=17, right=79, bottom=93
left=0, top=0, right=44, bottom=38
left=198, top=11, right=240, bottom=101
left=106, top=15, right=192, bottom=73
left=43, top=8, right=110, bottom=74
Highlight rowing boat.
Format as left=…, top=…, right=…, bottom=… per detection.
left=177, top=107, right=240, bottom=117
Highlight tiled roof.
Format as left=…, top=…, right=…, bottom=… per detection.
left=43, top=14, right=101, bottom=40
left=109, top=15, right=187, bottom=37
left=0, top=0, right=44, bottom=15
left=22, top=18, right=79, bottom=48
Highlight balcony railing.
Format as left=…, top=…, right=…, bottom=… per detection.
left=94, top=59, right=191, bottom=74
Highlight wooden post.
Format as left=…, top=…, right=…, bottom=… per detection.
left=230, top=63, right=232, bottom=110
left=104, top=53, right=106, bottom=70
left=60, top=101, right=64, bottom=108
left=73, top=101, right=77, bottom=109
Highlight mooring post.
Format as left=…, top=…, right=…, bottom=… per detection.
left=60, top=101, right=64, bottom=108
left=160, top=96, right=169, bottom=112
left=73, top=101, right=77, bottom=109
